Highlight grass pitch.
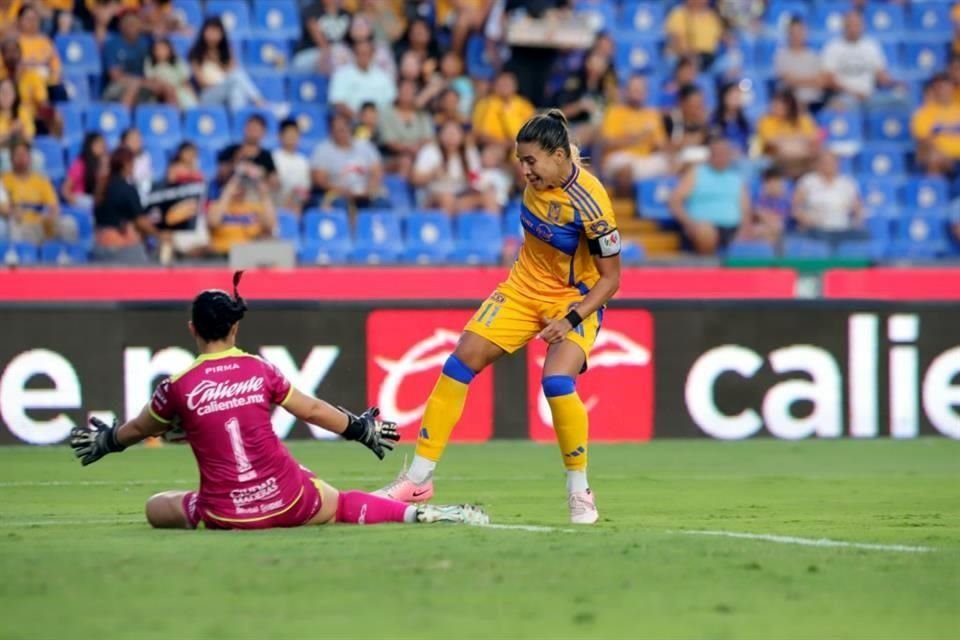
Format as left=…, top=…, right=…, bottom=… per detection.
left=0, top=439, right=957, bottom=640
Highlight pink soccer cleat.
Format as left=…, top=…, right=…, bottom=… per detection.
left=568, top=490, right=599, bottom=524
left=373, top=470, right=434, bottom=504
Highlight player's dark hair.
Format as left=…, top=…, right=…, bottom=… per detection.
left=516, top=109, right=581, bottom=165
left=192, top=271, right=248, bottom=342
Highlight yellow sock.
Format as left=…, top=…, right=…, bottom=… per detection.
left=544, top=376, right=589, bottom=472
left=415, top=355, right=475, bottom=462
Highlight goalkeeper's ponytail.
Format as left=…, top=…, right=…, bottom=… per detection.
left=191, top=270, right=248, bottom=342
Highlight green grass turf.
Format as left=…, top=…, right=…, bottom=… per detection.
left=0, top=439, right=957, bottom=640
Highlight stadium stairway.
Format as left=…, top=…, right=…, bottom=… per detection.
left=613, top=197, right=682, bottom=258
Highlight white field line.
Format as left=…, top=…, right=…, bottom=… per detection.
left=481, top=523, right=575, bottom=533
left=674, top=529, right=935, bottom=553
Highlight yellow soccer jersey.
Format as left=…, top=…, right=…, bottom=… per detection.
left=506, top=165, right=620, bottom=301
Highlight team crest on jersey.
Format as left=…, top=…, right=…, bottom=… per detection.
left=547, top=202, right=562, bottom=224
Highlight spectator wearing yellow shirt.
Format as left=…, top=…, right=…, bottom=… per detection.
left=600, top=74, right=669, bottom=195
left=912, top=73, right=960, bottom=176
left=17, top=5, right=67, bottom=100
left=207, top=165, right=277, bottom=256
left=471, top=70, right=535, bottom=148
left=0, top=0, right=21, bottom=39
left=757, top=89, right=820, bottom=178
left=1, top=139, right=76, bottom=244
left=0, top=78, right=34, bottom=145
left=665, top=0, right=724, bottom=69
left=0, top=38, right=57, bottom=135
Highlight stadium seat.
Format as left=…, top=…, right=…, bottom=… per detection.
left=383, top=173, right=412, bottom=210
left=135, top=105, right=182, bottom=148
left=288, top=74, right=328, bottom=105
left=252, top=0, right=300, bottom=40
left=891, top=213, right=949, bottom=258
left=812, top=2, right=848, bottom=38
left=184, top=106, right=231, bottom=149
left=726, top=240, right=775, bottom=260
left=782, top=235, right=830, bottom=259
left=59, top=104, right=85, bottom=148
left=288, top=104, right=328, bottom=146
left=402, top=211, right=454, bottom=263
left=866, top=111, right=910, bottom=145
left=274, top=210, right=301, bottom=246
left=615, top=39, right=657, bottom=74
left=243, top=37, right=290, bottom=73
left=574, top=0, right=616, bottom=32
left=636, top=177, right=677, bottom=221
left=465, top=35, right=495, bottom=81
left=0, top=241, right=39, bottom=265
left=303, top=208, right=351, bottom=245
left=902, top=43, right=946, bottom=80
left=169, top=34, right=192, bottom=60
left=834, top=238, right=882, bottom=261
left=62, top=73, right=90, bottom=104
left=817, top=109, right=863, bottom=156
left=908, top=3, right=952, bottom=38
left=901, top=177, right=949, bottom=212
left=865, top=4, right=905, bottom=41
left=230, top=107, right=279, bottom=144
left=196, top=146, right=217, bottom=178
left=172, top=0, right=203, bottom=29
left=55, top=33, right=100, bottom=77
left=860, top=179, right=899, bottom=217
left=623, top=2, right=665, bottom=33
left=206, top=0, right=251, bottom=38
left=250, top=70, right=287, bottom=103
left=351, top=210, right=403, bottom=263
left=738, top=76, right=769, bottom=122
left=864, top=215, right=892, bottom=243
left=298, top=240, right=350, bottom=265
left=451, top=211, right=502, bottom=264
left=619, top=242, right=645, bottom=264
left=40, top=241, right=88, bottom=264
left=856, top=145, right=905, bottom=179
left=32, top=136, right=65, bottom=181
left=85, top=102, right=131, bottom=147
left=764, top=1, right=808, bottom=32
left=62, top=207, right=94, bottom=247
left=503, top=200, right=522, bottom=241
left=144, top=144, right=167, bottom=181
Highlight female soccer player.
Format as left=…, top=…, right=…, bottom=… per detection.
left=377, top=110, right=622, bottom=524
left=69, top=272, right=488, bottom=530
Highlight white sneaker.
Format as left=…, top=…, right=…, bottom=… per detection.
left=416, top=504, right=489, bottom=526
left=568, top=490, right=599, bottom=524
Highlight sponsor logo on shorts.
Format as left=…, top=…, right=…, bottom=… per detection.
left=366, top=311, right=494, bottom=441
left=527, top=310, right=655, bottom=442
left=229, top=476, right=280, bottom=507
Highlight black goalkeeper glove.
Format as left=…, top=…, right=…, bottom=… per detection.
left=70, top=417, right=126, bottom=466
left=338, top=406, right=399, bottom=460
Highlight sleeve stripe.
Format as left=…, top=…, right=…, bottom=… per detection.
left=568, top=190, right=598, bottom=223
left=148, top=407, right=173, bottom=424
left=570, top=184, right=604, bottom=222
left=280, top=385, right=295, bottom=407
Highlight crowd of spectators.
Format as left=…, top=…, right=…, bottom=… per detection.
left=0, top=0, right=956, bottom=265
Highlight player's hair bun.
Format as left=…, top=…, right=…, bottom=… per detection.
left=191, top=271, right=248, bottom=342
left=544, top=109, right=568, bottom=126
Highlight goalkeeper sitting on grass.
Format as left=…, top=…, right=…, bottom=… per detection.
left=69, top=271, right=488, bottom=530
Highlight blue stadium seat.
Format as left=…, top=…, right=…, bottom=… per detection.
left=55, top=33, right=100, bottom=77
left=196, top=146, right=217, bottom=177
left=908, top=4, right=952, bottom=38
left=574, top=0, right=616, bottom=32
left=812, top=2, right=848, bottom=38
left=230, top=107, right=279, bottom=143
left=184, top=106, right=231, bottom=149
left=206, top=0, right=251, bottom=38
left=616, top=39, right=657, bottom=74
left=503, top=200, right=522, bottom=241
left=865, top=4, right=905, bottom=41
left=619, top=242, right=645, bottom=264
left=169, top=34, right=192, bottom=60
left=857, top=145, right=905, bottom=179
left=866, top=111, right=910, bottom=145
left=62, top=207, right=94, bottom=247
left=834, top=238, right=882, bottom=261
left=402, top=211, right=454, bottom=263
left=817, top=109, right=863, bottom=155
left=252, top=0, right=300, bottom=40
left=764, top=1, right=808, bottom=32
left=250, top=70, right=287, bottom=103
left=299, top=240, right=350, bottom=265
left=303, top=208, right=351, bottom=246
left=135, top=105, right=182, bottom=147
left=902, top=43, right=946, bottom=80
left=289, top=104, right=327, bottom=146
left=383, top=173, right=412, bottom=210
left=901, top=177, right=949, bottom=212
left=243, top=37, right=290, bottom=73
left=0, top=242, right=39, bottom=265
left=172, top=0, right=203, bottom=29
left=626, top=2, right=665, bottom=33
left=782, top=235, right=831, bottom=259
left=62, top=73, right=90, bottom=104
left=865, top=215, right=892, bottom=243
left=860, top=179, right=899, bottom=217
left=40, top=241, right=88, bottom=264
left=636, top=177, right=676, bottom=221
left=288, top=74, right=328, bottom=104
left=465, top=35, right=495, bottom=81
left=351, top=210, right=403, bottom=263
left=726, top=240, right=775, bottom=260
left=85, top=102, right=131, bottom=147
left=144, top=144, right=168, bottom=181
left=452, top=211, right=502, bottom=264
left=891, top=213, right=949, bottom=258
left=32, top=136, right=65, bottom=181
left=749, top=38, right=779, bottom=77
left=739, top=76, right=769, bottom=122
left=881, top=42, right=904, bottom=75
left=274, top=210, right=301, bottom=246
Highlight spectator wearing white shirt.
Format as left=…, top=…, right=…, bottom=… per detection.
left=272, top=119, right=312, bottom=214
left=792, top=150, right=868, bottom=244
left=328, top=38, right=396, bottom=120
left=310, top=112, right=389, bottom=211
left=821, top=11, right=901, bottom=111
left=775, top=17, right=826, bottom=111
left=411, top=121, right=499, bottom=215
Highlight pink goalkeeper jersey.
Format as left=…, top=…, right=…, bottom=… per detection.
left=149, top=347, right=305, bottom=524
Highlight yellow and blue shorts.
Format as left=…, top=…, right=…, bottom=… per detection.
left=463, top=284, right=603, bottom=364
